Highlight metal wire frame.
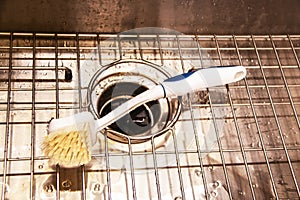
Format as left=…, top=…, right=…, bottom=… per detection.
left=252, top=35, right=299, bottom=198
left=2, top=32, right=13, bottom=200
left=232, top=35, right=274, bottom=199
left=0, top=32, right=299, bottom=199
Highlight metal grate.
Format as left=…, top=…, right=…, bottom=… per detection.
left=0, top=32, right=299, bottom=200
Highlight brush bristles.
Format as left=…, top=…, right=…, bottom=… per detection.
left=42, top=128, right=91, bottom=167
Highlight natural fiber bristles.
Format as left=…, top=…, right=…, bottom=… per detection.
left=42, top=126, right=92, bottom=167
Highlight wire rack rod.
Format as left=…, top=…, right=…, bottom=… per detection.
left=0, top=32, right=299, bottom=199
left=232, top=35, right=280, bottom=199
left=252, top=35, right=300, bottom=197
left=217, top=37, right=256, bottom=199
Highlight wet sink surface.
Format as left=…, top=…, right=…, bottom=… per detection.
left=0, top=0, right=300, bottom=34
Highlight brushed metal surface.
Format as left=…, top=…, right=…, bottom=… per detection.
left=0, top=0, right=300, bottom=34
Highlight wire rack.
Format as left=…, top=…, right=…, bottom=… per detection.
left=0, top=32, right=299, bottom=200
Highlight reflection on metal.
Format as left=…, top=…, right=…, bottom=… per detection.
left=0, top=31, right=299, bottom=199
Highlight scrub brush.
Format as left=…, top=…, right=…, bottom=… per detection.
left=42, top=65, right=246, bottom=167
left=42, top=112, right=95, bottom=167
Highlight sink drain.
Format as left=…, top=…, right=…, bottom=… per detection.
left=97, top=82, right=161, bottom=136
left=88, top=60, right=181, bottom=144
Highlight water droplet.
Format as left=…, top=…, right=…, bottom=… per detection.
left=278, top=179, right=287, bottom=185
left=280, top=156, right=284, bottom=160
left=210, top=191, right=217, bottom=197
left=257, top=142, right=261, bottom=148
left=238, top=190, right=245, bottom=196
left=92, top=183, right=103, bottom=193
left=195, top=169, right=202, bottom=176
left=43, top=184, right=54, bottom=193
left=62, top=180, right=72, bottom=188
left=212, top=180, right=221, bottom=189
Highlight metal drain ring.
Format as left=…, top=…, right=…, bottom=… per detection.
left=87, top=59, right=182, bottom=144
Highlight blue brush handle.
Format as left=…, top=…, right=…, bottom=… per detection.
left=160, top=65, right=246, bottom=97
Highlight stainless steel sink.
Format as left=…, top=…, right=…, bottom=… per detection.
left=0, top=0, right=299, bottom=34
